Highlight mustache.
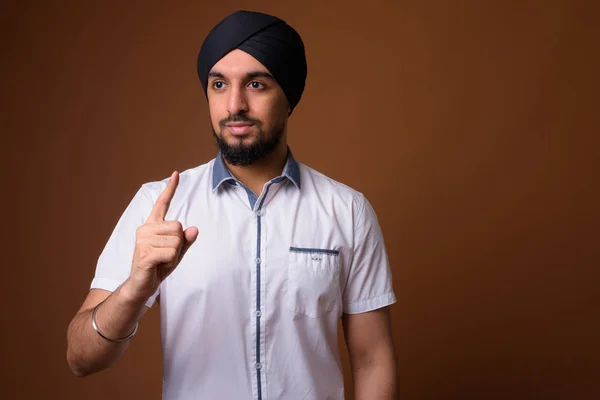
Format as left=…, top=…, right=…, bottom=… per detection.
left=219, top=114, right=262, bottom=128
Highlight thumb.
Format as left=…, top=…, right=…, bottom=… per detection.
left=179, top=226, right=199, bottom=259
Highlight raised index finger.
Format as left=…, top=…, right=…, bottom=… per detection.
left=147, top=171, right=179, bottom=222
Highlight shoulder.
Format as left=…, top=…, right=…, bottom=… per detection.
left=298, top=162, right=368, bottom=215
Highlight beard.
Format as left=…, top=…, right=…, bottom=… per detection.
left=212, top=113, right=285, bottom=166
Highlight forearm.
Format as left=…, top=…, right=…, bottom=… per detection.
left=352, top=356, right=398, bottom=400
left=66, top=281, right=148, bottom=377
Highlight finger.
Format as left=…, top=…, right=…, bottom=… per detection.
left=139, top=220, right=184, bottom=236
left=183, top=226, right=198, bottom=243
left=151, top=248, right=179, bottom=264
left=147, top=171, right=179, bottom=222
left=178, top=226, right=199, bottom=261
left=144, top=235, right=183, bottom=249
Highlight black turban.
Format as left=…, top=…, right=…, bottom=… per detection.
left=197, top=10, right=307, bottom=115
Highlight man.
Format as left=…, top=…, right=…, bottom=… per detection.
left=66, top=9, right=397, bottom=400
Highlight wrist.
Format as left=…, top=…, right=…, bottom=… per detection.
left=91, top=299, right=139, bottom=343
left=119, top=279, right=151, bottom=307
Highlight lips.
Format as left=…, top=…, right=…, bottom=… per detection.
left=225, top=123, right=254, bottom=135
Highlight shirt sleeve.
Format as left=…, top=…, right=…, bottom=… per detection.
left=90, top=185, right=159, bottom=308
left=342, top=195, right=396, bottom=314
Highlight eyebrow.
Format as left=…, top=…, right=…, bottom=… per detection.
left=208, top=71, right=275, bottom=80
left=246, top=71, right=274, bottom=80
left=208, top=71, right=225, bottom=79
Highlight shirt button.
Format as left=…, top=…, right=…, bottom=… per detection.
left=256, top=209, right=263, bottom=216
left=255, top=363, right=262, bottom=370
left=255, top=310, right=262, bottom=317
left=255, top=257, right=261, bottom=264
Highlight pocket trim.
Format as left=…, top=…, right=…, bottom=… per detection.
left=289, top=246, right=340, bottom=255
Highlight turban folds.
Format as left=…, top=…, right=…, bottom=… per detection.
left=197, top=10, right=307, bottom=115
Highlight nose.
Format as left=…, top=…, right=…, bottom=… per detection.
left=227, top=86, right=249, bottom=115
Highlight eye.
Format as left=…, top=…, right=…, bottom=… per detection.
left=212, top=81, right=225, bottom=90
left=248, top=81, right=264, bottom=89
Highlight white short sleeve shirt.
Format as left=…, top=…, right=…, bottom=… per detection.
left=91, top=150, right=396, bottom=400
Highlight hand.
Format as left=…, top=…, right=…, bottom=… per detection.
left=126, top=171, right=198, bottom=302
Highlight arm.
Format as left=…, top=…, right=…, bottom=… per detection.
left=66, top=285, right=149, bottom=377
left=342, top=306, right=398, bottom=399
left=66, top=171, right=197, bottom=377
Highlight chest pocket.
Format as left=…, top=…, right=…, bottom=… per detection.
left=286, top=247, right=340, bottom=318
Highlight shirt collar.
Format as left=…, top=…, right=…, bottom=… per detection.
left=212, top=147, right=301, bottom=192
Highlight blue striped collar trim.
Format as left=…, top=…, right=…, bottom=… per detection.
left=211, top=150, right=236, bottom=190
left=212, top=147, right=301, bottom=191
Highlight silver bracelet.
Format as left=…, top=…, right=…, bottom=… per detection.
left=91, top=300, right=138, bottom=342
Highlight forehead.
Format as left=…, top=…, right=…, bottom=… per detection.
left=209, top=49, right=270, bottom=77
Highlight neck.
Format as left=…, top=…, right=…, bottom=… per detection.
left=224, top=142, right=288, bottom=196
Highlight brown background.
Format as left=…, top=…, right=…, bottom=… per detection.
left=1, top=0, right=598, bottom=399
